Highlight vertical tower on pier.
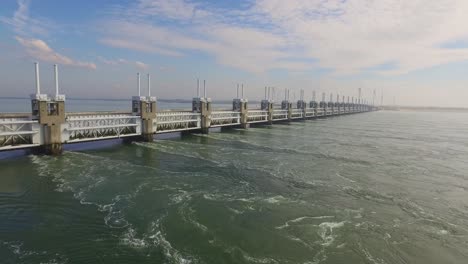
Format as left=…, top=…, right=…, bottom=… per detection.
left=261, top=87, right=274, bottom=124
left=133, top=73, right=157, bottom=141
left=335, top=94, right=340, bottom=114
left=319, top=92, right=326, bottom=116
left=31, top=63, right=66, bottom=155
left=342, top=95, right=345, bottom=113
left=192, top=79, right=211, bottom=133
left=309, top=90, right=318, bottom=110
left=281, top=89, right=292, bottom=120
left=296, top=90, right=306, bottom=109
left=346, top=96, right=350, bottom=112
left=233, top=84, right=248, bottom=128
left=358, top=88, right=362, bottom=112
left=328, top=93, right=334, bottom=115
left=296, top=89, right=307, bottom=119
left=310, top=90, right=318, bottom=116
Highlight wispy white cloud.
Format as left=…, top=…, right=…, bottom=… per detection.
left=16, top=36, right=96, bottom=69
left=253, top=0, right=468, bottom=75
left=0, top=0, right=54, bottom=37
left=98, top=56, right=149, bottom=70
left=99, top=0, right=314, bottom=74
left=135, top=0, right=207, bottom=21
left=3, top=0, right=97, bottom=70
left=99, top=0, right=468, bottom=76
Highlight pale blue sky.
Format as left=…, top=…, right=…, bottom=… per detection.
left=1, top=0, right=468, bottom=107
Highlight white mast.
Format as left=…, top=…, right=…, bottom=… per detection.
left=147, top=74, right=151, bottom=97
left=137, top=73, right=141, bottom=96
left=35, top=62, right=40, bottom=95
left=203, top=80, right=206, bottom=98
left=54, top=64, right=59, bottom=97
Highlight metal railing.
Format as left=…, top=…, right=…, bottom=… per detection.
left=64, top=113, right=140, bottom=142
left=305, top=109, right=315, bottom=118
left=0, top=116, right=41, bottom=150
left=155, top=111, right=201, bottom=133
left=316, top=108, right=325, bottom=116
left=210, top=111, right=241, bottom=127
left=247, top=110, right=268, bottom=123
left=291, top=109, right=303, bottom=119
left=272, top=109, right=288, bottom=120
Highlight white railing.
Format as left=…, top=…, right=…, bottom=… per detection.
left=272, top=109, right=288, bottom=120
left=326, top=109, right=333, bottom=115
left=316, top=108, right=325, bottom=116
left=155, top=111, right=201, bottom=133
left=64, top=113, right=140, bottom=143
left=247, top=110, right=268, bottom=123
left=0, top=116, right=41, bottom=150
left=305, top=109, right=315, bottom=118
left=291, top=109, right=303, bottom=119
left=210, top=111, right=241, bottom=127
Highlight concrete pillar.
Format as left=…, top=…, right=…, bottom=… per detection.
left=310, top=100, right=318, bottom=117
left=137, top=97, right=157, bottom=142
left=297, top=100, right=306, bottom=119
left=200, top=98, right=212, bottom=134
left=261, top=100, right=273, bottom=124
left=30, top=63, right=66, bottom=155
left=32, top=96, right=66, bottom=155
left=281, top=100, right=292, bottom=121
left=233, top=98, right=249, bottom=129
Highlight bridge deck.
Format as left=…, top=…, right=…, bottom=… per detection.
left=0, top=106, right=375, bottom=152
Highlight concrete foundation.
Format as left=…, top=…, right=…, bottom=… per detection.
left=261, top=100, right=274, bottom=125
left=200, top=98, right=212, bottom=134
left=234, top=98, right=249, bottom=129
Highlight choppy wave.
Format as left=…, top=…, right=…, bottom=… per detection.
left=317, top=221, right=345, bottom=247
left=275, top=216, right=335, bottom=230
left=1, top=241, right=68, bottom=264
left=119, top=216, right=195, bottom=264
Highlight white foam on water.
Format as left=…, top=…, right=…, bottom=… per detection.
left=317, top=221, right=345, bottom=247
left=362, top=248, right=387, bottom=264
left=1, top=241, right=68, bottom=264
left=264, top=195, right=284, bottom=204
left=118, top=216, right=194, bottom=264
left=285, top=235, right=313, bottom=250
left=227, top=207, right=244, bottom=215
left=437, top=229, right=449, bottom=235
left=169, top=190, right=192, bottom=205
left=178, top=204, right=208, bottom=233
left=147, top=218, right=193, bottom=264
left=136, top=141, right=226, bottom=167
left=275, top=216, right=335, bottom=229
left=336, top=172, right=356, bottom=183
left=241, top=253, right=279, bottom=264
left=202, top=192, right=233, bottom=202
left=236, top=197, right=256, bottom=202
left=121, top=226, right=147, bottom=248
left=337, top=243, right=346, bottom=248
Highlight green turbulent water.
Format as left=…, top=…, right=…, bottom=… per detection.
left=1, top=111, right=468, bottom=264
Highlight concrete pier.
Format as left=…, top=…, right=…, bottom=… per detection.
left=233, top=98, right=249, bottom=129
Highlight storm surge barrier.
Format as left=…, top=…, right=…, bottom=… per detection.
left=0, top=64, right=377, bottom=154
